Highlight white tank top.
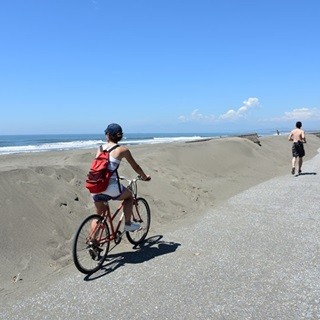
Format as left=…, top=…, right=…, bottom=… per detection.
left=103, top=144, right=121, bottom=180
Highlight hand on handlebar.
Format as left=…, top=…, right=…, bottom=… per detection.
left=139, top=175, right=151, bottom=181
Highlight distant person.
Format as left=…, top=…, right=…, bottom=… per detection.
left=276, top=129, right=280, bottom=135
left=92, top=123, right=151, bottom=231
left=288, top=121, right=306, bottom=175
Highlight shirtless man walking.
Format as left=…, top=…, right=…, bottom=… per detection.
left=288, top=121, right=306, bottom=175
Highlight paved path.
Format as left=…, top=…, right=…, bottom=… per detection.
left=1, top=153, right=320, bottom=319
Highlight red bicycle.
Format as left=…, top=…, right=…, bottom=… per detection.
left=72, top=176, right=151, bottom=274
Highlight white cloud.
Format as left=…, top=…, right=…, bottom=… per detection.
left=219, top=109, right=237, bottom=120
left=282, top=107, right=320, bottom=121
left=178, top=108, right=215, bottom=123
left=178, top=97, right=260, bottom=123
left=219, top=97, right=260, bottom=120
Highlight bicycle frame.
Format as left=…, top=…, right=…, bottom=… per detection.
left=105, top=201, right=125, bottom=242
left=87, top=177, right=143, bottom=245
left=72, top=175, right=151, bottom=274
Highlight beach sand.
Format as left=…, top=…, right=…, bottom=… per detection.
left=1, top=134, right=320, bottom=303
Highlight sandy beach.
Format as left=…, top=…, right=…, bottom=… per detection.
left=1, top=134, right=320, bottom=305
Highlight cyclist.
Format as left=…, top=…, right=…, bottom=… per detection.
left=91, top=123, right=151, bottom=232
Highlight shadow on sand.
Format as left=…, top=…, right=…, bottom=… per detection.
left=84, top=235, right=180, bottom=281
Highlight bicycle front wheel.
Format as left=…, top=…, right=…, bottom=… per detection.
left=72, top=214, right=110, bottom=274
left=126, top=197, right=151, bottom=245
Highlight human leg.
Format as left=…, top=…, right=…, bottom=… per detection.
left=291, top=157, right=297, bottom=174
left=291, top=142, right=300, bottom=174
left=116, top=188, right=134, bottom=223
left=297, top=143, right=305, bottom=174
left=95, top=183, right=140, bottom=231
left=95, top=182, right=133, bottom=223
left=90, top=201, right=108, bottom=239
left=116, top=188, right=141, bottom=231
left=94, top=201, right=108, bottom=215
left=298, top=157, right=303, bottom=173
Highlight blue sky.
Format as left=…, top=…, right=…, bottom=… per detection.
left=0, top=0, right=319, bottom=134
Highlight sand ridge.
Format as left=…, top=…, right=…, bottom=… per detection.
left=0, top=134, right=319, bottom=302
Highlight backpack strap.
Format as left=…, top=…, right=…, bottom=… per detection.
left=98, top=144, right=119, bottom=155
left=104, top=144, right=122, bottom=194
left=115, top=168, right=122, bottom=194
left=105, top=144, right=119, bottom=153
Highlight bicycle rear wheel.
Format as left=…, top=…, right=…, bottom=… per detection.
left=126, top=197, right=151, bottom=245
left=72, top=214, right=110, bottom=274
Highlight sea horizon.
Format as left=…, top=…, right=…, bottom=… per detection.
left=0, top=129, right=291, bottom=155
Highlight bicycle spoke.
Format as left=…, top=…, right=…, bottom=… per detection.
left=72, top=215, right=110, bottom=274
left=126, top=197, right=150, bottom=245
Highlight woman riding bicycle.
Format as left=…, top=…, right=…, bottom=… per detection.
left=91, top=123, right=151, bottom=232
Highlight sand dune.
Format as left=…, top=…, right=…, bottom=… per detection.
left=0, top=134, right=319, bottom=301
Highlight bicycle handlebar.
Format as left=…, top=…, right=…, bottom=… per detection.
left=119, top=175, right=143, bottom=183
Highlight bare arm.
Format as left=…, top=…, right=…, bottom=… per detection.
left=122, top=148, right=151, bottom=181
left=288, top=132, right=293, bottom=141
left=302, top=130, right=306, bottom=143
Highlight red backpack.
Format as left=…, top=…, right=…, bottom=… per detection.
left=85, top=144, right=119, bottom=193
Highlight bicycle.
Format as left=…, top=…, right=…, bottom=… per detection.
left=72, top=175, right=151, bottom=274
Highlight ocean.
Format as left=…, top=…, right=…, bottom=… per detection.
left=0, top=132, right=228, bottom=155
left=0, top=129, right=287, bottom=155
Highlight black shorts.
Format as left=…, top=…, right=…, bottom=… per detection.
left=292, top=141, right=305, bottom=158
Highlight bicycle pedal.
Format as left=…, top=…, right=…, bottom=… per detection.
left=88, top=247, right=103, bottom=260
left=88, top=248, right=97, bottom=260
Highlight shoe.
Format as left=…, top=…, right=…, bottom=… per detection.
left=291, top=167, right=295, bottom=175
left=298, top=170, right=302, bottom=175
left=124, top=222, right=141, bottom=232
